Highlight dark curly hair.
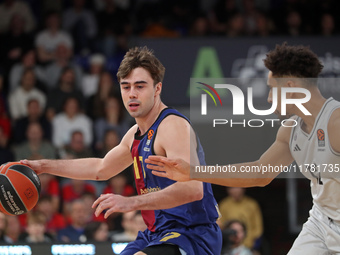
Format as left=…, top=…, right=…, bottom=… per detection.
left=263, top=42, right=323, bottom=79
left=117, top=46, right=165, bottom=85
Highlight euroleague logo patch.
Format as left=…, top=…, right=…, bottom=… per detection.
left=148, top=130, right=154, bottom=140
left=317, top=129, right=325, bottom=147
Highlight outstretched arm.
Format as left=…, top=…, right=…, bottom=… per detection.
left=147, top=124, right=294, bottom=187
left=20, top=126, right=137, bottom=181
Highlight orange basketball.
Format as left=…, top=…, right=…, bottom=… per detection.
left=0, top=162, right=41, bottom=215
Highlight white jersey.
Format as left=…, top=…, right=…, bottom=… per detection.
left=289, top=97, right=340, bottom=221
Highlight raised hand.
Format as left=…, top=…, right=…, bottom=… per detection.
left=145, top=156, right=191, bottom=182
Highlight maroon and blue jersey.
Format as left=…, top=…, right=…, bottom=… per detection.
left=124, top=108, right=222, bottom=255
left=131, top=108, right=220, bottom=232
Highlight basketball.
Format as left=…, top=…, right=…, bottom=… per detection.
left=0, top=162, right=41, bottom=216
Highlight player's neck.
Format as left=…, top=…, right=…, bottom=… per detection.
left=136, top=101, right=167, bottom=135
left=298, top=92, right=327, bottom=134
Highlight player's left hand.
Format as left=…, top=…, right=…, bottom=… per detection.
left=92, top=194, right=135, bottom=219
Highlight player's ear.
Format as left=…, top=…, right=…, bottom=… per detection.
left=155, top=82, right=162, bottom=96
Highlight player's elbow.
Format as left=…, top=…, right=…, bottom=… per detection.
left=189, top=191, right=203, bottom=202
left=190, top=185, right=204, bottom=201
left=95, top=160, right=110, bottom=181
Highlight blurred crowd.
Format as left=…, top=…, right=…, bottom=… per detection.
left=0, top=0, right=334, bottom=249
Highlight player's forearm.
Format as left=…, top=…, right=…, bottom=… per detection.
left=131, top=181, right=203, bottom=210
left=37, top=158, right=104, bottom=180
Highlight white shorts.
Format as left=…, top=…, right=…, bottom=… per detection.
left=288, top=205, right=340, bottom=255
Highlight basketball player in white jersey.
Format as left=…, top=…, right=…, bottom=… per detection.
left=146, top=43, right=340, bottom=254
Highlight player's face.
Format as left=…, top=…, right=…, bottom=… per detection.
left=120, top=67, right=161, bottom=119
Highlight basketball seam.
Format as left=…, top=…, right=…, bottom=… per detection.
left=0, top=162, right=11, bottom=175
left=3, top=175, right=28, bottom=213
left=7, top=168, right=40, bottom=195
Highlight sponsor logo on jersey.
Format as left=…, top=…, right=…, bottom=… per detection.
left=140, top=186, right=161, bottom=194
left=294, top=144, right=301, bottom=151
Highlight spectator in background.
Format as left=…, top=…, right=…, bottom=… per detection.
left=81, top=192, right=105, bottom=223
left=226, top=13, right=246, bottom=37
left=0, top=72, right=11, bottom=142
left=62, top=179, right=96, bottom=205
left=96, top=0, right=131, bottom=56
left=320, top=13, right=336, bottom=36
left=52, top=97, right=92, bottom=152
left=3, top=215, right=22, bottom=244
left=285, top=10, right=303, bottom=36
left=111, top=211, right=146, bottom=242
left=254, top=12, right=275, bottom=37
left=219, top=187, right=263, bottom=250
left=103, top=172, right=135, bottom=197
left=189, top=14, right=210, bottom=37
left=46, top=68, right=84, bottom=120
left=24, top=211, right=52, bottom=243
left=242, top=0, right=259, bottom=36
left=8, top=68, right=46, bottom=120
left=39, top=175, right=60, bottom=214
left=13, top=122, right=56, bottom=161
left=83, top=221, right=110, bottom=242
left=0, top=0, right=36, bottom=34
left=0, top=213, right=6, bottom=242
left=61, top=130, right=93, bottom=159
left=94, top=96, right=130, bottom=151
left=9, top=50, right=46, bottom=94
left=62, top=0, right=98, bottom=54
left=57, top=199, right=87, bottom=243
left=140, top=15, right=180, bottom=38
left=36, top=195, right=66, bottom=238
left=0, top=14, right=33, bottom=71
left=87, top=71, right=118, bottom=119
left=0, top=71, right=8, bottom=115
left=13, top=99, right=51, bottom=144
left=81, top=54, right=105, bottom=98
left=97, top=128, right=120, bottom=157
left=221, top=220, right=252, bottom=255
left=44, top=43, right=83, bottom=90
left=35, top=11, right=73, bottom=64
left=0, top=126, right=14, bottom=165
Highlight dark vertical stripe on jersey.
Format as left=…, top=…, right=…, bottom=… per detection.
left=131, top=139, right=156, bottom=232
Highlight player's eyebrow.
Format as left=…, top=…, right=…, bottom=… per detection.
left=120, top=80, right=147, bottom=85
left=134, top=80, right=147, bottom=84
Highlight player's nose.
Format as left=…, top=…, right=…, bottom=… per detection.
left=129, top=87, right=137, bottom=98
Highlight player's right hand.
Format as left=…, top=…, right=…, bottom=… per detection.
left=20, top=159, right=43, bottom=175
left=146, top=156, right=191, bottom=182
